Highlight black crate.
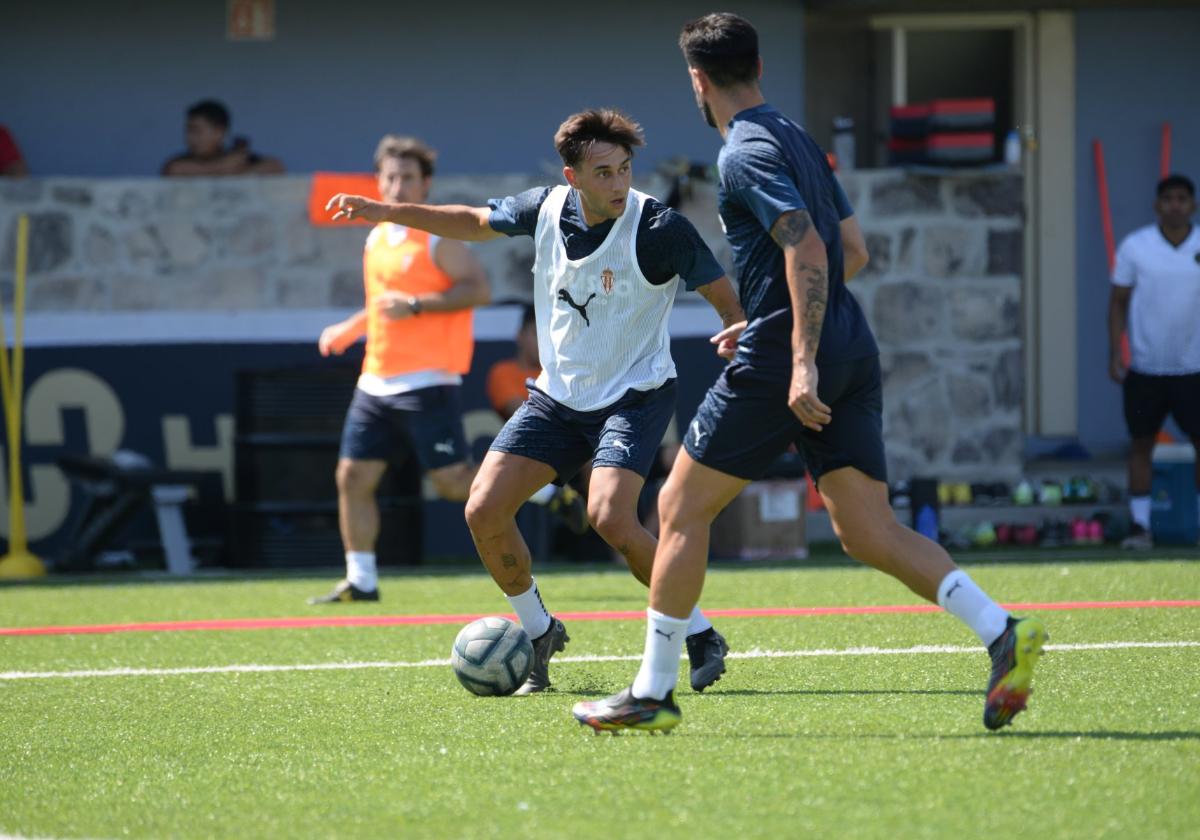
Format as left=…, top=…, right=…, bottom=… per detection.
left=235, top=364, right=359, bottom=435
left=232, top=499, right=423, bottom=568
left=232, top=364, right=424, bottom=567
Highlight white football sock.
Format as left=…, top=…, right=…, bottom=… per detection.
left=506, top=579, right=551, bottom=639
left=936, top=569, right=1009, bottom=647
left=528, top=484, right=556, bottom=505
left=686, top=605, right=712, bottom=637
left=1130, top=495, right=1151, bottom=530
left=631, top=608, right=689, bottom=700
left=345, top=551, right=377, bottom=591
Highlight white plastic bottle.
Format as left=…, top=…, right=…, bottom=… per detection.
left=1004, top=129, right=1021, bottom=166
left=832, top=116, right=856, bottom=172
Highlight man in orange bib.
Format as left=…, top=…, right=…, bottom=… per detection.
left=312, top=136, right=584, bottom=604
left=308, top=137, right=501, bottom=603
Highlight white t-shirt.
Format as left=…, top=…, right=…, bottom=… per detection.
left=1111, top=223, right=1200, bottom=375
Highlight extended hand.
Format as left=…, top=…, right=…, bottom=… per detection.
left=709, top=320, right=747, bottom=361
left=1108, top=354, right=1127, bottom=384
left=789, top=360, right=831, bottom=431
left=325, top=193, right=386, bottom=222
left=318, top=321, right=359, bottom=356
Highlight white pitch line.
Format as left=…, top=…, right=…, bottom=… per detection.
left=1, top=640, right=1196, bottom=682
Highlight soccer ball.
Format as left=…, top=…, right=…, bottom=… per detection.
left=451, top=616, right=534, bottom=696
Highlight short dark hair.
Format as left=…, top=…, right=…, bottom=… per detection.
left=679, top=13, right=760, bottom=88
left=187, top=99, right=231, bottom=129
left=1157, top=174, right=1195, bottom=198
left=374, top=135, right=437, bottom=177
left=553, top=109, right=645, bottom=168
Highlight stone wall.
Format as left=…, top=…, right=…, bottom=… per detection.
left=0, top=169, right=1024, bottom=480
left=842, top=171, right=1024, bottom=481
left=0, top=175, right=552, bottom=313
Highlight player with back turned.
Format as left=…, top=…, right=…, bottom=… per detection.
left=574, top=13, right=1047, bottom=733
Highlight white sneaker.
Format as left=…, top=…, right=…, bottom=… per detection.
left=1119, top=526, right=1153, bottom=551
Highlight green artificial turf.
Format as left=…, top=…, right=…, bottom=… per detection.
left=1, top=558, right=1197, bottom=839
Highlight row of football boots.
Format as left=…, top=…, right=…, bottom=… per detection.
left=896, top=477, right=1121, bottom=508
left=967, top=478, right=1107, bottom=506
left=945, top=515, right=1113, bottom=549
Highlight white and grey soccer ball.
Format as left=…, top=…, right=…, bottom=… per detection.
left=451, top=616, right=534, bottom=696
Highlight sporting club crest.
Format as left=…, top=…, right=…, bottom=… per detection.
left=601, top=268, right=615, bottom=294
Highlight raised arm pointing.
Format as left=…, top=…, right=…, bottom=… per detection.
left=325, top=193, right=504, bottom=242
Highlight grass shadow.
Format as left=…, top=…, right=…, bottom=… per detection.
left=706, top=688, right=979, bottom=697
left=695, top=729, right=1200, bottom=742
left=988, top=729, right=1200, bottom=742
left=554, top=687, right=980, bottom=699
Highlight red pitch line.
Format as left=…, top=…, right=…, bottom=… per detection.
left=2, top=599, right=1198, bottom=637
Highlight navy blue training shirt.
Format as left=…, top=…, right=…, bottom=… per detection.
left=487, top=187, right=725, bottom=291
left=718, top=103, right=877, bottom=369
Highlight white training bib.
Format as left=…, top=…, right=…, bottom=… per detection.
left=531, top=185, right=678, bottom=411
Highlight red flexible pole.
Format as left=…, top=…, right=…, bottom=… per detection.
left=1156, top=123, right=1176, bottom=442
left=1093, top=139, right=1116, bottom=273
left=1093, top=139, right=1131, bottom=368
left=1160, top=122, right=1172, bottom=179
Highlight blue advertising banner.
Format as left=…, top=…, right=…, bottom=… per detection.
left=9, top=330, right=727, bottom=568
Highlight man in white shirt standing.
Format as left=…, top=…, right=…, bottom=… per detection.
left=1108, top=174, right=1200, bottom=549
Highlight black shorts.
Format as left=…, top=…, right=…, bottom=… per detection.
left=490, top=380, right=676, bottom=484
left=684, top=355, right=887, bottom=486
left=338, top=385, right=468, bottom=470
left=1123, top=370, right=1200, bottom=439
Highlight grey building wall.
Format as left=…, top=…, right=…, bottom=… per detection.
left=3, top=1, right=804, bottom=178
left=1074, top=8, right=1200, bottom=453
left=1, top=169, right=1025, bottom=487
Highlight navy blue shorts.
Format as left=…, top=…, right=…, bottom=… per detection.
left=684, top=355, right=887, bottom=486
left=339, top=385, right=468, bottom=470
left=490, top=380, right=677, bottom=483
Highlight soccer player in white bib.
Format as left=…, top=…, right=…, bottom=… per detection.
left=327, top=109, right=745, bottom=695
left=1108, top=174, right=1200, bottom=549
left=309, top=136, right=586, bottom=606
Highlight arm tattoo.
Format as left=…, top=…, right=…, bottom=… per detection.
left=770, top=209, right=814, bottom=249
left=697, top=283, right=740, bottom=327
left=797, top=262, right=828, bottom=357
left=770, top=211, right=826, bottom=358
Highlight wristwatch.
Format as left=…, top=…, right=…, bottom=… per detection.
left=407, top=296, right=423, bottom=315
